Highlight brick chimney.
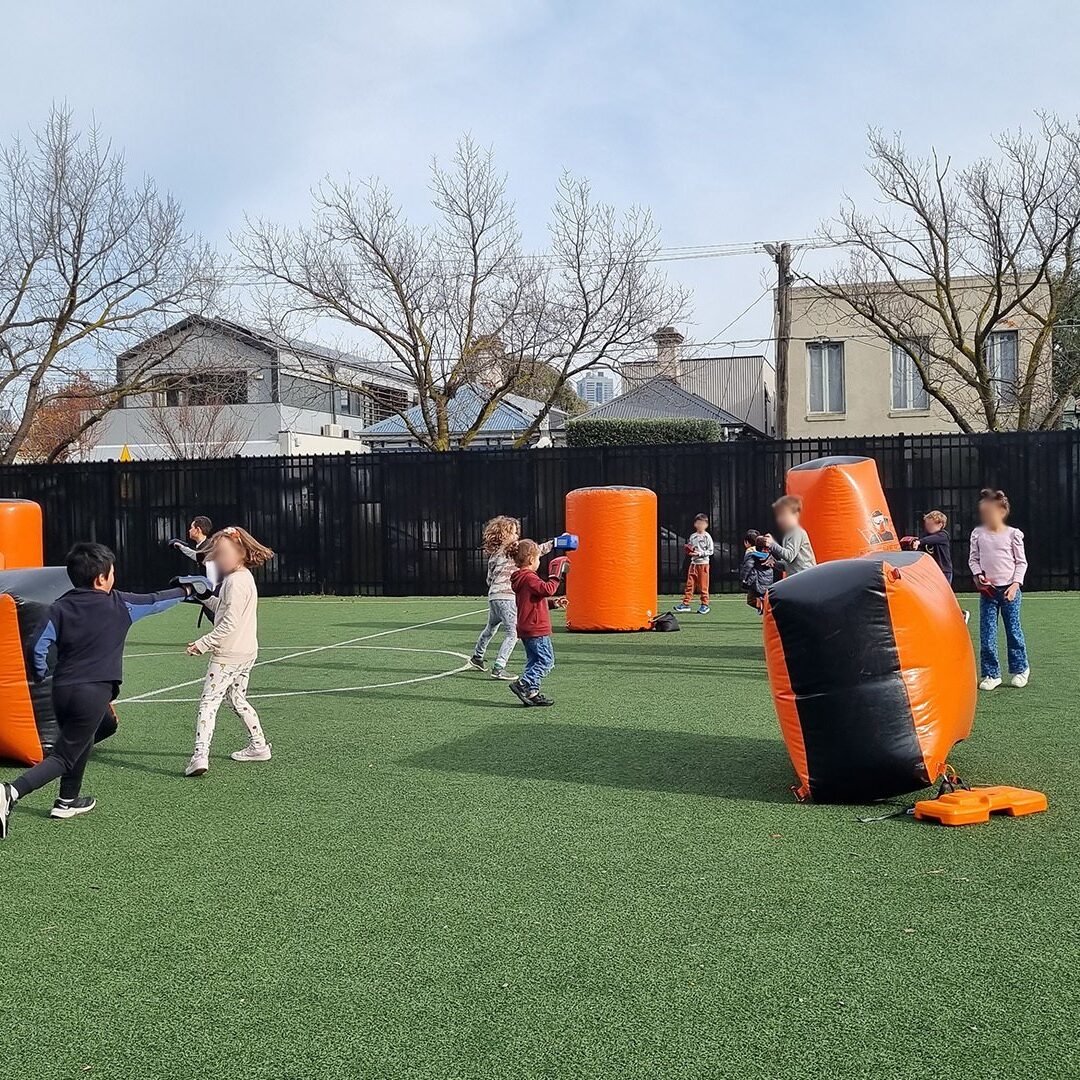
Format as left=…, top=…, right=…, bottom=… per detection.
left=651, top=326, right=684, bottom=380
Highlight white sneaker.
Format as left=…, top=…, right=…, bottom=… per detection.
left=1010, top=669, right=1030, bottom=688
left=231, top=742, right=272, bottom=763
left=978, top=676, right=1002, bottom=691
left=185, top=753, right=209, bottom=777
left=963, top=610, right=971, bottom=625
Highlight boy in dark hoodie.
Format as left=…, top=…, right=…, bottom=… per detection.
left=0, top=542, right=201, bottom=838
left=508, top=539, right=568, bottom=707
left=740, top=529, right=775, bottom=613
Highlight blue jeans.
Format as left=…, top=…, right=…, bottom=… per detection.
left=520, top=635, right=555, bottom=692
left=979, top=587, right=1028, bottom=677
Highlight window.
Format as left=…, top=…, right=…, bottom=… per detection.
left=155, top=370, right=247, bottom=408
left=807, top=341, right=845, bottom=414
left=891, top=342, right=930, bottom=411
left=984, top=330, right=1019, bottom=405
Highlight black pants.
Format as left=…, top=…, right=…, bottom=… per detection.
left=12, top=682, right=117, bottom=801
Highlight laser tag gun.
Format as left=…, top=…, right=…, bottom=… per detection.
left=899, top=536, right=920, bottom=551
left=552, top=532, right=579, bottom=551
left=973, top=575, right=998, bottom=600
left=170, top=574, right=217, bottom=625
left=548, top=556, right=570, bottom=580
left=751, top=535, right=771, bottom=560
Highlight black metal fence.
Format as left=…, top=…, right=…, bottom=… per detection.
left=2, top=431, right=1077, bottom=595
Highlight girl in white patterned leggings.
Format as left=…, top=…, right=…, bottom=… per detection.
left=184, top=526, right=275, bottom=777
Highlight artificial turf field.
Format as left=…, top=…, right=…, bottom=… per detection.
left=1, top=593, right=1078, bottom=1080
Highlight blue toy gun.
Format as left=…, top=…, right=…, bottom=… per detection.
left=553, top=532, right=579, bottom=551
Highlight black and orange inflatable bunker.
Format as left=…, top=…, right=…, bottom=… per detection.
left=763, top=551, right=975, bottom=802
left=565, top=486, right=657, bottom=631
left=786, top=456, right=901, bottom=562
left=0, top=566, right=84, bottom=765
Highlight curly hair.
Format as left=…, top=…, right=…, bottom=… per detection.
left=481, top=515, right=520, bottom=555
left=214, top=526, right=275, bottom=568
left=978, top=488, right=1010, bottom=518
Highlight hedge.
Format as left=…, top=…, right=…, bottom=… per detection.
left=564, top=416, right=724, bottom=447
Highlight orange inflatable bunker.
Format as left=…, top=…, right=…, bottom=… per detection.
left=565, top=486, right=657, bottom=631
left=763, top=551, right=975, bottom=802
left=786, top=456, right=900, bottom=563
left=0, top=566, right=80, bottom=765
left=0, top=500, right=44, bottom=569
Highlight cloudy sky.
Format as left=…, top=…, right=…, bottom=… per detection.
left=5, top=0, right=1080, bottom=357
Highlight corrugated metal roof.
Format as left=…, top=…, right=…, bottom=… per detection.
left=361, top=384, right=564, bottom=436
left=582, top=376, right=745, bottom=425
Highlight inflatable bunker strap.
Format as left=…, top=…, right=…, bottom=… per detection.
left=763, top=550, right=975, bottom=803
left=0, top=566, right=75, bottom=765
left=914, top=786, right=1048, bottom=826
left=565, top=486, right=657, bottom=632
left=786, top=455, right=901, bottom=563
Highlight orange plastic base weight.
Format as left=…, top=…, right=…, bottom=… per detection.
left=914, top=786, right=1048, bottom=826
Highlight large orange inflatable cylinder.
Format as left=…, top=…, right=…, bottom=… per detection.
left=763, top=551, right=975, bottom=802
left=0, top=500, right=43, bottom=569
left=565, top=486, right=657, bottom=631
left=786, top=456, right=900, bottom=563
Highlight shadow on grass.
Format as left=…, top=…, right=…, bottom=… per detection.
left=405, top=722, right=795, bottom=803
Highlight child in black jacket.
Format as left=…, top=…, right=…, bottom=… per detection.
left=740, top=529, right=775, bottom=613
left=0, top=542, right=195, bottom=837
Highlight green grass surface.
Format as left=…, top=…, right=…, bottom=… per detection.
left=1, top=593, right=1078, bottom=1080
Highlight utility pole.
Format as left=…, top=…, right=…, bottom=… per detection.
left=764, top=242, right=793, bottom=439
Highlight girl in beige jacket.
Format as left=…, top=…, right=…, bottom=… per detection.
left=184, top=527, right=275, bottom=777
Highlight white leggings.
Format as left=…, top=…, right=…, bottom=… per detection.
left=194, top=660, right=267, bottom=755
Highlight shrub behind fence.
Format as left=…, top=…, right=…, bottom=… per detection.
left=2, top=431, right=1076, bottom=595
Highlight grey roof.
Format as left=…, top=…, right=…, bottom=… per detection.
left=362, top=384, right=565, bottom=438
left=582, top=376, right=745, bottom=425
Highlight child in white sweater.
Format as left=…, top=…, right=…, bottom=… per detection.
left=184, top=526, right=275, bottom=777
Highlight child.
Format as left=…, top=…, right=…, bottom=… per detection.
left=740, top=529, right=775, bottom=613
left=508, top=539, right=568, bottom=707
left=969, top=488, right=1029, bottom=691
left=765, top=495, right=816, bottom=575
left=469, top=516, right=552, bottom=680
left=0, top=542, right=194, bottom=837
left=184, top=526, right=275, bottom=776
left=910, top=510, right=954, bottom=582
left=674, top=513, right=714, bottom=614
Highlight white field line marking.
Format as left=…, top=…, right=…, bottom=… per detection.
left=118, top=607, right=485, bottom=703
left=120, top=645, right=473, bottom=703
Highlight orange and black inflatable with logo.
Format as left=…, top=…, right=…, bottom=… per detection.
left=763, top=551, right=975, bottom=802
left=565, top=486, right=657, bottom=631
left=786, top=456, right=900, bottom=562
left=0, top=567, right=77, bottom=765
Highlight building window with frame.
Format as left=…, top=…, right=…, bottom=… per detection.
left=891, top=341, right=930, bottom=411
left=807, top=341, right=845, bottom=415
left=984, top=330, right=1019, bottom=405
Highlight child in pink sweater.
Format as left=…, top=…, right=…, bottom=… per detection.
left=968, top=488, right=1029, bottom=691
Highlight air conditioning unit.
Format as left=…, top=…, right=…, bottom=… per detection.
left=320, top=424, right=344, bottom=438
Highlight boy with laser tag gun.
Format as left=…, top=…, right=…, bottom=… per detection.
left=764, top=495, right=816, bottom=576
left=0, top=543, right=209, bottom=838
left=740, top=529, right=775, bottom=613
left=674, top=514, right=714, bottom=614
left=508, top=539, right=570, bottom=707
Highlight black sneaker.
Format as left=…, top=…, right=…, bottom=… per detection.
left=468, top=655, right=485, bottom=671
left=50, top=796, right=96, bottom=820
left=0, top=783, right=12, bottom=840
left=528, top=692, right=555, bottom=707
left=509, top=679, right=532, bottom=706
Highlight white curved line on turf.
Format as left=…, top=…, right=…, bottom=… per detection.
left=118, top=645, right=474, bottom=703
left=119, top=607, right=485, bottom=702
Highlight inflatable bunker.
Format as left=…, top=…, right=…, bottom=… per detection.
left=786, top=455, right=901, bottom=563
left=0, top=566, right=80, bottom=764
left=565, top=486, right=657, bottom=631
left=763, top=551, right=975, bottom=802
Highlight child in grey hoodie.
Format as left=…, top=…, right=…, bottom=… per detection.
left=765, top=495, right=816, bottom=575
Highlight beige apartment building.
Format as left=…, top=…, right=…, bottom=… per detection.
left=783, top=277, right=1050, bottom=437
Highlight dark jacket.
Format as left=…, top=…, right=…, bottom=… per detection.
left=30, top=587, right=186, bottom=688
left=919, top=530, right=953, bottom=583
left=740, top=549, right=775, bottom=596
left=510, top=569, right=560, bottom=638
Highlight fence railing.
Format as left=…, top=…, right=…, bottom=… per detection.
left=3, top=431, right=1076, bottom=595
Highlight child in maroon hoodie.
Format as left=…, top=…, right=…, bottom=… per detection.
left=508, top=539, right=568, bottom=707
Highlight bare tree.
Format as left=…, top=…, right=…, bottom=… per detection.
left=0, top=106, right=220, bottom=463
left=139, top=395, right=253, bottom=459
left=237, top=137, right=687, bottom=450
left=809, top=117, right=1080, bottom=431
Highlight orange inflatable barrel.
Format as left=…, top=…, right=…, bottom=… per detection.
left=786, top=456, right=900, bottom=563
left=0, top=500, right=43, bottom=569
left=763, top=551, right=975, bottom=802
left=565, top=486, right=656, bottom=631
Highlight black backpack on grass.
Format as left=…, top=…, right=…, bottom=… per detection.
left=650, top=611, right=681, bottom=632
